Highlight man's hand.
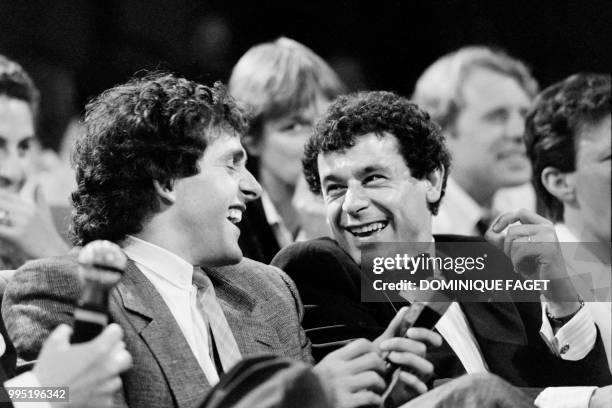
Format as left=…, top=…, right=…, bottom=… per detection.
left=590, top=386, right=612, bottom=408
left=313, top=338, right=386, bottom=408
left=486, top=208, right=580, bottom=316
left=374, top=307, right=442, bottom=397
left=33, top=324, right=132, bottom=408
left=0, top=183, right=69, bottom=259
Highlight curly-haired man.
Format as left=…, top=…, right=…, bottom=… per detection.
left=273, top=90, right=612, bottom=407
left=3, top=74, right=446, bottom=408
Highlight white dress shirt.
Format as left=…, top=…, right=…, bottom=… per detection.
left=122, top=235, right=220, bottom=385
left=426, top=237, right=597, bottom=408
left=261, top=191, right=296, bottom=249
left=433, top=178, right=536, bottom=235
left=554, top=224, right=611, bottom=369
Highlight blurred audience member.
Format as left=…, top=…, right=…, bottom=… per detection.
left=0, top=55, right=69, bottom=270
left=413, top=46, right=538, bottom=236
left=229, top=37, right=346, bottom=263
left=524, top=72, right=611, bottom=373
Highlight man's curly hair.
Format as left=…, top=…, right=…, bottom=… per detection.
left=71, top=72, right=248, bottom=245
left=524, top=73, right=610, bottom=222
left=303, top=91, right=451, bottom=214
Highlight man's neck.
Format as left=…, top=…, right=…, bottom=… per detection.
left=259, top=168, right=300, bottom=234
left=562, top=207, right=611, bottom=263
left=133, top=217, right=196, bottom=265
left=452, top=170, right=495, bottom=209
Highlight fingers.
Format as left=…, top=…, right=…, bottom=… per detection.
left=377, top=307, right=409, bottom=343
left=93, top=324, right=124, bottom=348
left=384, top=351, right=434, bottom=379
left=346, top=351, right=386, bottom=375
left=342, top=390, right=382, bottom=408
left=503, top=224, right=542, bottom=256
left=347, top=370, right=386, bottom=393
left=331, top=338, right=377, bottom=361
left=398, top=371, right=428, bottom=395
left=19, top=179, right=39, bottom=203
left=96, top=376, right=123, bottom=394
left=491, top=208, right=552, bottom=233
left=380, top=337, right=426, bottom=357
left=43, top=324, right=73, bottom=350
left=406, top=327, right=443, bottom=348
left=109, top=341, right=133, bottom=374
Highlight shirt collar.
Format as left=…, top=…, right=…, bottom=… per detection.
left=260, top=190, right=282, bottom=225
left=554, top=223, right=579, bottom=242
left=444, top=178, right=488, bottom=226
left=122, top=235, right=194, bottom=290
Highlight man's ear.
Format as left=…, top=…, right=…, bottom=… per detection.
left=242, top=133, right=261, bottom=157
left=424, top=166, right=445, bottom=203
left=153, top=179, right=176, bottom=205
left=541, top=167, right=576, bottom=204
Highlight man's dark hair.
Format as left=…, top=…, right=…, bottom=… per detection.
left=524, top=73, right=610, bottom=222
left=0, top=54, right=40, bottom=117
left=72, top=72, right=248, bottom=245
left=303, top=91, right=451, bottom=214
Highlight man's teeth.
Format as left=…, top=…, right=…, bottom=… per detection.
left=348, top=222, right=387, bottom=236
left=227, top=209, right=243, bottom=224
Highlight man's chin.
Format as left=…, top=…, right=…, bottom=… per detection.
left=202, top=248, right=243, bottom=267
left=497, top=171, right=531, bottom=188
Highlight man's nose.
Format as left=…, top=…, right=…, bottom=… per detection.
left=341, top=183, right=369, bottom=215
left=504, top=111, right=526, bottom=142
left=239, top=169, right=262, bottom=203
left=0, top=153, right=26, bottom=191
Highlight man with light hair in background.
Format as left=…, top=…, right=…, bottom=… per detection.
left=229, top=37, right=345, bottom=263
left=412, top=46, right=538, bottom=236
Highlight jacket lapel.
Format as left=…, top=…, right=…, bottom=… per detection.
left=116, top=261, right=210, bottom=407
left=206, top=267, right=283, bottom=356
left=435, top=242, right=528, bottom=346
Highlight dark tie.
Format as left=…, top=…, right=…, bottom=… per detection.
left=192, top=266, right=242, bottom=373
left=476, top=214, right=494, bottom=237
left=427, top=328, right=467, bottom=385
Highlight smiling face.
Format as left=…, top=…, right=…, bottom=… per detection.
left=0, top=96, right=37, bottom=193
left=170, top=130, right=261, bottom=266
left=448, top=67, right=532, bottom=198
left=317, top=133, right=442, bottom=263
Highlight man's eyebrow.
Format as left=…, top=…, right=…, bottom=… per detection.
left=221, top=147, right=246, bottom=163
left=320, top=164, right=388, bottom=185
left=321, top=174, right=343, bottom=185
left=356, top=165, right=387, bottom=177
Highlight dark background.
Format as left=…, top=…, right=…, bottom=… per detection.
left=1, top=0, right=610, bottom=150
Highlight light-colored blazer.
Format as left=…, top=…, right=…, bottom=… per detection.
left=2, top=252, right=312, bottom=408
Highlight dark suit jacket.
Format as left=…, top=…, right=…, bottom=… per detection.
left=271, top=236, right=612, bottom=388
left=2, top=253, right=312, bottom=408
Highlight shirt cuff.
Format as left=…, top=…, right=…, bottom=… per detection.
left=535, top=386, right=597, bottom=408
left=540, top=302, right=596, bottom=360
left=4, top=371, right=53, bottom=408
